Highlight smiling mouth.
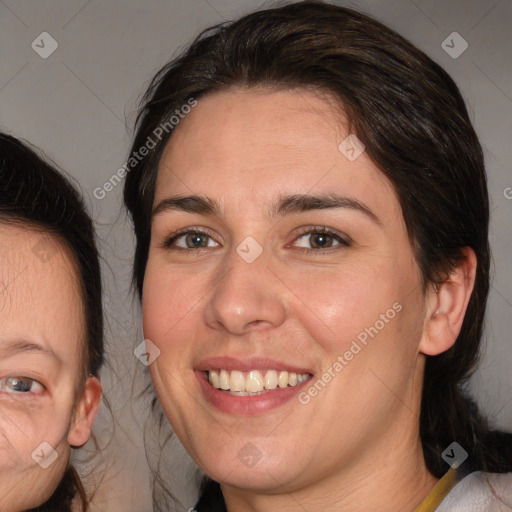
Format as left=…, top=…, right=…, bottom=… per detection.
left=206, top=369, right=312, bottom=396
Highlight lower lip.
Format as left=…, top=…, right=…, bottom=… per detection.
left=195, top=371, right=310, bottom=415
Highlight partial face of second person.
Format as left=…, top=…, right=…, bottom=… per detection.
left=143, top=89, right=466, bottom=497
left=0, top=225, right=100, bottom=511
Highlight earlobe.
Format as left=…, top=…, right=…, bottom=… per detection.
left=419, top=247, right=477, bottom=356
left=68, top=376, right=102, bottom=448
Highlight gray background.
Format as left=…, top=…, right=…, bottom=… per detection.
left=1, top=0, right=511, bottom=510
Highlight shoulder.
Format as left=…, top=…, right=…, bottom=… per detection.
left=437, top=471, right=512, bottom=511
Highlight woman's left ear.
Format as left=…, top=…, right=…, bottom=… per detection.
left=419, top=247, right=477, bottom=356
left=67, top=376, right=102, bottom=448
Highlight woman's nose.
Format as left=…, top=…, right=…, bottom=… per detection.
left=203, top=242, right=287, bottom=336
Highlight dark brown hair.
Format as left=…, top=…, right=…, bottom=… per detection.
left=0, top=132, right=104, bottom=511
left=123, top=0, right=511, bottom=503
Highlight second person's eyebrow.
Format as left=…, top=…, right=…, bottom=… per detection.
left=0, top=339, right=61, bottom=362
left=152, top=193, right=381, bottom=226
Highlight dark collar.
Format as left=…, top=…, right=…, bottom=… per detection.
left=194, top=479, right=226, bottom=512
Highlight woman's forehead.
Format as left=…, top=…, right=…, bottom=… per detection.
left=155, top=88, right=400, bottom=225
left=163, top=88, right=346, bottom=161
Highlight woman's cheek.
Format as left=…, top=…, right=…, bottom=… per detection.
left=143, top=264, right=206, bottom=336
left=286, top=270, right=380, bottom=333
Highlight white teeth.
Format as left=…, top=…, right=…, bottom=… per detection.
left=209, top=370, right=219, bottom=388
left=219, top=369, right=230, bottom=390
left=245, top=370, right=264, bottom=392
left=264, top=370, right=278, bottom=390
left=230, top=370, right=245, bottom=392
left=207, top=369, right=310, bottom=393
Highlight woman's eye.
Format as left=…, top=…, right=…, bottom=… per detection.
left=0, top=377, right=45, bottom=394
left=292, top=230, right=348, bottom=250
left=167, top=231, right=219, bottom=249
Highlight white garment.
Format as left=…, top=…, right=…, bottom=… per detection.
left=437, top=472, right=512, bottom=511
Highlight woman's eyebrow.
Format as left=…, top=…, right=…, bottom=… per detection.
left=274, top=193, right=382, bottom=226
left=152, top=193, right=382, bottom=226
left=152, top=195, right=217, bottom=217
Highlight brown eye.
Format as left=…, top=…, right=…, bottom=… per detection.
left=292, top=228, right=349, bottom=250
left=310, top=233, right=334, bottom=248
left=184, top=233, right=209, bottom=248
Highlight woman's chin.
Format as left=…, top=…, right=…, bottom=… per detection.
left=196, top=449, right=305, bottom=492
left=208, top=468, right=291, bottom=492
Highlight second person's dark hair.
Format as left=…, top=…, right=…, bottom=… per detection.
left=0, top=132, right=104, bottom=511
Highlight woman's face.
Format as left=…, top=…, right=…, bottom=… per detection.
left=0, top=225, right=88, bottom=510
left=143, top=89, right=431, bottom=492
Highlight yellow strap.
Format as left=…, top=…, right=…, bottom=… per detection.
left=412, top=468, right=458, bottom=512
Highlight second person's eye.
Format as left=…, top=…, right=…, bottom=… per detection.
left=0, top=376, right=45, bottom=394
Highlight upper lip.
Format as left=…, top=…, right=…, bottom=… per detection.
left=195, top=356, right=313, bottom=374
